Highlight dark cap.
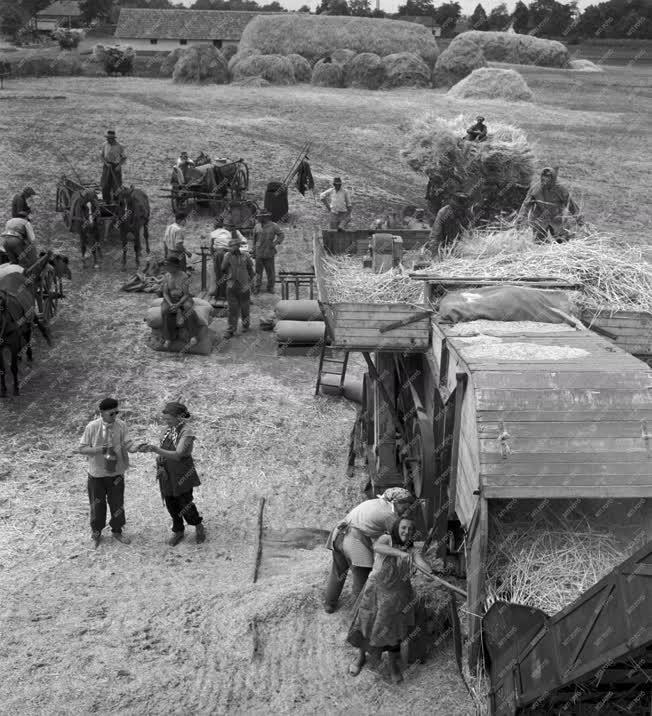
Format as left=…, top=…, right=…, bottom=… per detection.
left=333, top=177, right=342, bottom=184
left=23, top=186, right=36, bottom=197
left=105, top=130, right=116, bottom=139
left=99, top=397, right=118, bottom=411
left=163, top=402, right=190, bottom=418
left=476, top=115, right=485, bottom=121
left=452, top=192, right=470, bottom=202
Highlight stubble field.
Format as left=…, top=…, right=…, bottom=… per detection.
left=0, top=66, right=650, bottom=715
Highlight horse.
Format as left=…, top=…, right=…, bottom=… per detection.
left=0, top=253, right=53, bottom=396
left=116, top=185, right=150, bottom=269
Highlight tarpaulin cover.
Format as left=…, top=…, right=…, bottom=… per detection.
left=438, top=286, right=572, bottom=324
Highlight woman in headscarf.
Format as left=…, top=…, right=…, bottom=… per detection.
left=347, top=514, right=435, bottom=683
left=324, top=488, right=416, bottom=613
left=142, top=402, right=205, bottom=546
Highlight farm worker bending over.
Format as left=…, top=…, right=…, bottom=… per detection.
left=2, top=218, right=38, bottom=269
left=466, top=115, right=487, bottom=142
left=164, top=211, right=192, bottom=270
left=171, top=151, right=196, bottom=189
left=347, top=515, right=436, bottom=683
left=320, top=177, right=352, bottom=230
left=141, top=402, right=205, bottom=547
left=160, top=255, right=200, bottom=350
left=100, top=129, right=126, bottom=203
left=517, top=167, right=583, bottom=244
left=252, top=209, right=284, bottom=294
left=76, top=397, right=147, bottom=548
left=422, top=192, right=472, bottom=257
left=11, top=186, right=36, bottom=219
left=324, top=488, right=416, bottom=613
left=221, top=234, right=255, bottom=339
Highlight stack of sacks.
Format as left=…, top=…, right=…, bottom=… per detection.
left=273, top=299, right=325, bottom=354
left=144, top=297, right=216, bottom=356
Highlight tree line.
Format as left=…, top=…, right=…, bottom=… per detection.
left=1, top=0, right=649, bottom=40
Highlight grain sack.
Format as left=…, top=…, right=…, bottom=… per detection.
left=274, top=320, right=326, bottom=344
left=148, top=324, right=215, bottom=356
left=438, top=286, right=571, bottom=323
left=145, top=297, right=213, bottom=329
left=274, top=300, right=324, bottom=322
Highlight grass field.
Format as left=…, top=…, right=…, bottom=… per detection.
left=0, top=67, right=650, bottom=715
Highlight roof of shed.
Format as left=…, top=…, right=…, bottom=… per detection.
left=114, top=8, right=264, bottom=40
left=37, top=1, right=81, bottom=17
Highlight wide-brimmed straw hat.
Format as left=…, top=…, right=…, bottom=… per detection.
left=105, top=130, right=117, bottom=139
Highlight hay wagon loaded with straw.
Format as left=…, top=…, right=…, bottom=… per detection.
left=314, top=235, right=652, bottom=714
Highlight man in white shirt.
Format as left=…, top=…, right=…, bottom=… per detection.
left=320, top=177, right=352, bottom=230
left=210, top=218, right=247, bottom=300
left=163, top=211, right=192, bottom=270
left=77, top=397, right=144, bottom=547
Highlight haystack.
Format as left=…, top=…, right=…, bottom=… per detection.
left=160, top=47, right=183, bottom=77
left=432, top=37, right=487, bottom=88
left=448, top=68, right=533, bottom=102
left=450, top=30, right=569, bottom=68
left=400, top=113, right=534, bottom=220
left=331, top=48, right=356, bottom=66
left=172, top=44, right=228, bottom=84
left=569, top=58, right=603, bottom=72
left=227, top=48, right=260, bottom=72
left=311, top=59, right=343, bottom=88
left=287, top=53, right=312, bottom=82
left=238, top=14, right=439, bottom=67
left=231, top=54, right=295, bottom=85
left=344, top=52, right=386, bottom=90
left=382, top=52, right=431, bottom=88
left=11, top=52, right=83, bottom=77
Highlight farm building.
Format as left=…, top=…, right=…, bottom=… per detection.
left=35, top=0, right=82, bottom=33
left=114, top=8, right=271, bottom=52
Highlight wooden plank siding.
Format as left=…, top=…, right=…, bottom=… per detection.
left=428, top=322, right=652, bottom=502
left=581, top=309, right=652, bottom=355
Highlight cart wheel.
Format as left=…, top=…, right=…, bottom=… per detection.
left=38, top=271, right=59, bottom=322
left=57, top=185, right=72, bottom=229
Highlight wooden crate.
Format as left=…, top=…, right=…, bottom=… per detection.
left=319, top=302, right=431, bottom=352
left=581, top=309, right=652, bottom=356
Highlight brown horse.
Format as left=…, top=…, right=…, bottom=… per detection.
left=116, top=185, right=150, bottom=269
left=0, top=253, right=53, bottom=396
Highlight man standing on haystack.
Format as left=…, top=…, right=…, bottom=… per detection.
left=11, top=186, right=36, bottom=219
left=77, top=397, right=145, bottom=548
left=517, top=167, right=583, bottom=243
left=100, top=130, right=126, bottom=203
left=320, top=177, right=352, bottom=230
left=422, top=192, right=472, bottom=257
left=252, top=210, right=284, bottom=294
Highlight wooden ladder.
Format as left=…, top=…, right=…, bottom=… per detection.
left=315, top=344, right=349, bottom=396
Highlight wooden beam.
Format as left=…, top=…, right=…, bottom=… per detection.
left=362, top=351, right=405, bottom=442
left=448, top=372, right=468, bottom=520
left=252, top=496, right=266, bottom=584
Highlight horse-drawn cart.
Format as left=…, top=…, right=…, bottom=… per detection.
left=55, top=175, right=118, bottom=239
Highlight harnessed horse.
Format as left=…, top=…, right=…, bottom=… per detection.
left=116, top=185, right=151, bottom=269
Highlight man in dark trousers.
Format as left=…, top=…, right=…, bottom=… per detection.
left=221, top=235, right=255, bottom=339
left=100, top=129, right=126, bottom=203
left=77, top=397, right=145, bottom=547
left=252, top=210, right=284, bottom=294
left=422, top=193, right=472, bottom=256
left=466, top=116, right=487, bottom=142
left=11, top=186, right=36, bottom=218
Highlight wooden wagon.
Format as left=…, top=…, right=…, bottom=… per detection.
left=55, top=175, right=119, bottom=240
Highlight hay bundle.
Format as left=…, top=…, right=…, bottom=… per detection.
left=287, top=53, right=311, bottom=82
left=331, top=48, right=356, bottom=66
left=231, top=54, right=295, bottom=85
left=486, top=519, right=630, bottom=614
left=311, top=59, right=343, bottom=88
left=228, top=48, right=260, bottom=72
left=93, top=44, right=134, bottom=75
left=450, top=30, right=569, bottom=68
left=160, top=47, right=183, bottom=77
left=569, top=58, right=603, bottom=72
left=222, top=44, right=238, bottom=62
left=423, top=226, right=652, bottom=313
left=432, top=37, right=487, bottom=88
left=172, top=44, right=228, bottom=84
left=448, top=67, right=534, bottom=102
left=238, top=14, right=439, bottom=67
left=12, top=52, right=83, bottom=77
left=344, top=52, right=386, bottom=90
left=382, top=52, right=431, bottom=89
left=400, top=113, right=534, bottom=219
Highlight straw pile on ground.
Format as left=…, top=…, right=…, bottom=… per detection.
left=426, top=226, right=652, bottom=314
left=311, top=60, right=343, bottom=88
left=382, top=52, right=431, bottom=88
left=569, top=58, right=603, bottom=72
left=432, top=37, right=487, bottom=88
left=485, top=518, right=631, bottom=614
left=172, top=45, right=228, bottom=84
left=401, top=113, right=534, bottom=220
left=231, top=54, right=295, bottom=85
left=238, top=14, right=439, bottom=67
left=160, top=47, right=183, bottom=77
left=450, top=30, right=569, bottom=68
left=448, top=67, right=534, bottom=102
left=287, top=53, right=312, bottom=82
left=343, top=52, right=386, bottom=89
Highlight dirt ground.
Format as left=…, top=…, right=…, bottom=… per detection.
left=1, top=72, right=650, bottom=715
